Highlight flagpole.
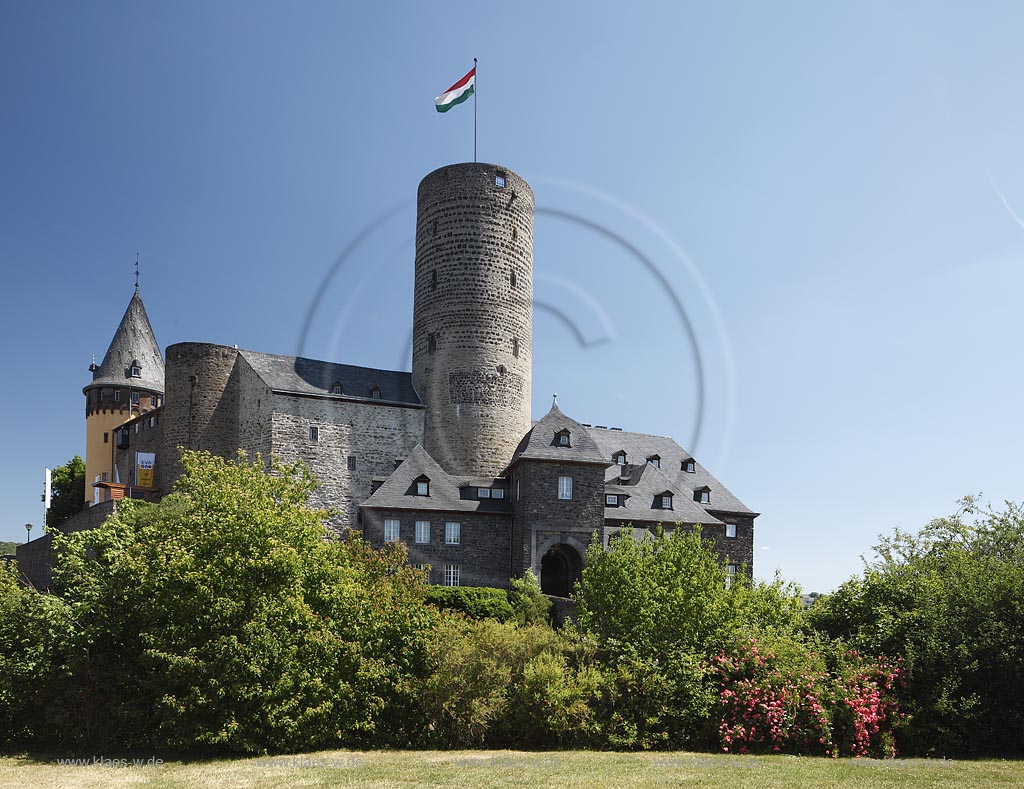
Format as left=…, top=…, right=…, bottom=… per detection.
left=473, top=57, right=478, bottom=163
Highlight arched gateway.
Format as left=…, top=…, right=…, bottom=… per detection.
left=540, top=543, right=583, bottom=597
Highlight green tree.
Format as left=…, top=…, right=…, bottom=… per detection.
left=807, top=497, right=1024, bottom=756
left=508, top=569, right=552, bottom=625
left=47, top=450, right=435, bottom=752
left=44, top=455, right=85, bottom=529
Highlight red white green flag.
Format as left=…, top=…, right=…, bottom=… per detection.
left=435, top=67, right=475, bottom=113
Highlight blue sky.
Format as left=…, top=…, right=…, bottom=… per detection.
left=2, top=2, right=1021, bottom=592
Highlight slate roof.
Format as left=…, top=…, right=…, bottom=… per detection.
left=507, top=403, right=608, bottom=467
left=361, top=445, right=512, bottom=515
left=238, top=349, right=422, bottom=406
left=85, top=290, right=165, bottom=394
left=603, top=461, right=723, bottom=526
left=587, top=426, right=756, bottom=516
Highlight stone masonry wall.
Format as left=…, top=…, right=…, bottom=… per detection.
left=158, top=343, right=241, bottom=493
left=512, top=460, right=607, bottom=576
left=269, top=395, right=424, bottom=532
left=412, top=163, right=534, bottom=477
left=362, top=507, right=513, bottom=589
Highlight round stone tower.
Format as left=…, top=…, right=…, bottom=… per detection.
left=412, top=162, right=534, bottom=477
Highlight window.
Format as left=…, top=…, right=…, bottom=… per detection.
left=694, top=488, right=711, bottom=504
left=477, top=488, right=491, bottom=499
left=413, top=563, right=428, bottom=572
left=130, top=364, right=141, bottom=378
left=415, top=520, right=430, bottom=544
left=347, top=455, right=356, bottom=471
left=103, top=432, right=109, bottom=444
left=512, top=337, right=519, bottom=358
left=648, top=455, right=661, bottom=468
left=428, top=333, right=437, bottom=353
left=510, top=269, right=517, bottom=288
left=726, top=523, right=737, bottom=539
left=558, top=476, right=573, bottom=500
left=383, top=519, right=399, bottom=543
left=149, top=416, right=156, bottom=428
left=309, top=426, right=319, bottom=443
left=444, top=563, right=461, bottom=587
left=154, top=395, right=161, bottom=407
left=726, top=564, right=737, bottom=589
left=131, top=392, right=140, bottom=405
left=134, top=422, right=140, bottom=434
left=613, top=451, right=627, bottom=465
left=660, top=494, right=673, bottom=509
left=331, top=382, right=343, bottom=395
left=516, top=480, right=521, bottom=500
left=370, top=386, right=382, bottom=399
left=445, top=522, right=461, bottom=545
left=495, top=172, right=506, bottom=188
left=557, top=431, right=570, bottom=446
left=431, top=270, right=438, bottom=291
left=491, top=488, right=505, bottom=499
left=606, top=494, right=619, bottom=506
left=682, top=459, right=696, bottom=473
left=114, top=390, right=121, bottom=402
left=416, top=480, right=429, bottom=496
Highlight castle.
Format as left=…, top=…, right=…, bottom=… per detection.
left=20, top=163, right=757, bottom=594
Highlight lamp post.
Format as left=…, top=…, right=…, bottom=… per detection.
left=25, top=523, right=32, bottom=542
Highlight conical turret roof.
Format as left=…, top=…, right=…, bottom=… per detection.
left=84, top=289, right=164, bottom=394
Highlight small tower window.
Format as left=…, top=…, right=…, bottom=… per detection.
left=347, top=455, right=356, bottom=471
left=370, top=386, right=382, bottom=399
left=495, top=172, right=506, bottom=188
left=114, top=389, right=121, bottom=403
left=131, top=392, right=140, bottom=405
left=510, top=269, right=517, bottom=288
left=103, top=432, right=109, bottom=444
left=512, top=337, right=519, bottom=358
left=431, top=270, right=438, bottom=291
left=682, top=459, right=696, bottom=473
left=309, top=426, right=319, bottom=443
left=130, top=361, right=142, bottom=378
left=331, top=382, right=343, bottom=395
left=428, top=333, right=437, bottom=354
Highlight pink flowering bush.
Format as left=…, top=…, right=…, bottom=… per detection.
left=711, top=638, right=901, bottom=757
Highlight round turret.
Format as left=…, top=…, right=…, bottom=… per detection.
left=412, top=163, right=534, bottom=476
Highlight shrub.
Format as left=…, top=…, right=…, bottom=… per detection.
left=424, top=586, right=515, bottom=622
left=508, top=569, right=552, bottom=625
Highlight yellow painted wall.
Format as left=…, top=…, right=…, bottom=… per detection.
left=84, top=409, right=134, bottom=506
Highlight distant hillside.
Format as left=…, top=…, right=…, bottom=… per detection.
left=0, top=541, right=20, bottom=556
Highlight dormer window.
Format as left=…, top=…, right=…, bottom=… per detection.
left=130, top=360, right=142, bottom=378
left=647, top=455, right=661, bottom=468
left=613, top=451, right=627, bottom=466
left=477, top=488, right=491, bottom=499
left=370, top=386, right=382, bottom=399
left=415, top=477, right=430, bottom=496
left=555, top=429, right=571, bottom=447
left=694, top=486, right=711, bottom=504
left=606, top=494, right=619, bottom=507
left=658, top=493, right=673, bottom=509
left=331, top=382, right=343, bottom=395
left=682, top=459, right=696, bottom=473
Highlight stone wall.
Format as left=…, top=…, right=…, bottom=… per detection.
left=15, top=500, right=117, bottom=590
left=112, top=408, right=163, bottom=499
left=412, top=163, right=534, bottom=477
left=511, top=459, right=606, bottom=576
left=158, top=343, right=241, bottom=493
left=268, top=395, right=424, bottom=532
left=362, top=507, right=513, bottom=589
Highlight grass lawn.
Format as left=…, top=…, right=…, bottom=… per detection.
left=2, top=749, right=1021, bottom=788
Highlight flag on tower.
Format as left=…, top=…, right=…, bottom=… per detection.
left=434, top=67, right=476, bottom=113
